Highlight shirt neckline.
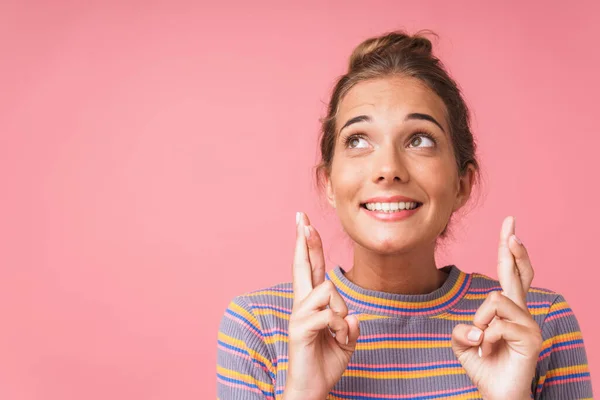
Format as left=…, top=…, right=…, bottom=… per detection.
left=326, top=265, right=471, bottom=318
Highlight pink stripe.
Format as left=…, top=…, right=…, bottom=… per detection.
left=450, top=301, right=552, bottom=313
left=545, top=311, right=574, bottom=322
left=251, top=303, right=292, bottom=312
left=545, top=376, right=590, bottom=386
left=218, top=344, right=271, bottom=374
left=341, top=281, right=469, bottom=316
left=360, top=333, right=452, bottom=339
left=217, top=377, right=274, bottom=399
left=467, top=286, right=501, bottom=293
left=538, top=343, right=585, bottom=361
left=262, top=327, right=288, bottom=335
left=225, top=313, right=263, bottom=340
left=325, top=384, right=478, bottom=399
left=348, top=360, right=459, bottom=369
left=252, top=287, right=292, bottom=293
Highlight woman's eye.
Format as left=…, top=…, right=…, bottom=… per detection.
left=347, top=136, right=369, bottom=149
left=409, top=134, right=435, bottom=148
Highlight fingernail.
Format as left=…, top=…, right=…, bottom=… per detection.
left=511, top=234, right=522, bottom=245
left=296, top=212, right=301, bottom=225
left=327, top=325, right=335, bottom=337
left=467, top=328, right=482, bottom=342
left=345, top=335, right=349, bottom=345
left=304, top=226, right=310, bottom=239
left=478, top=346, right=482, bottom=357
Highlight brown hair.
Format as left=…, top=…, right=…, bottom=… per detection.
left=315, top=30, right=482, bottom=238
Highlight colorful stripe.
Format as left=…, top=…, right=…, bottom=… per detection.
left=218, top=267, right=592, bottom=399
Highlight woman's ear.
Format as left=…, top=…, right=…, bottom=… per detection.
left=453, top=164, right=476, bottom=212
left=325, top=174, right=336, bottom=209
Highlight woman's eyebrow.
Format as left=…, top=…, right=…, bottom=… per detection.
left=339, top=115, right=371, bottom=133
left=339, top=113, right=445, bottom=134
left=405, top=113, right=445, bottom=133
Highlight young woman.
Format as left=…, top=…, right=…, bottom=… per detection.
left=216, top=31, right=593, bottom=399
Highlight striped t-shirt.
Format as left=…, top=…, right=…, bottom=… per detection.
left=217, top=265, right=593, bottom=399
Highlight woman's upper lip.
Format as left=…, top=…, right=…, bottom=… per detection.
left=362, top=195, right=421, bottom=203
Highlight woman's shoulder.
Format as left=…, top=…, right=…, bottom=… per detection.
left=223, top=280, right=294, bottom=324
left=466, top=270, right=575, bottom=328
left=465, top=272, right=580, bottom=336
left=468, top=269, right=563, bottom=301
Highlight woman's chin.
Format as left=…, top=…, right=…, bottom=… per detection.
left=357, top=235, right=418, bottom=255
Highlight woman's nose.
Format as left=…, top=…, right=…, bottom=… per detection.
left=372, top=146, right=409, bottom=184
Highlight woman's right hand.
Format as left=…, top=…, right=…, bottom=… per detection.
left=283, top=212, right=360, bottom=400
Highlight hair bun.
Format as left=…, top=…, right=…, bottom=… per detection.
left=347, top=31, right=435, bottom=72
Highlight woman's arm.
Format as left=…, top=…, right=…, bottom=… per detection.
left=535, top=294, right=593, bottom=399
left=217, top=296, right=275, bottom=400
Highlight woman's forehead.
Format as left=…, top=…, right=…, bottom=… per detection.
left=338, top=76, right=448, bottom=126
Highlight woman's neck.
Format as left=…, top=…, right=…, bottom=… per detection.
left=345, top=242, right=449, bottom=295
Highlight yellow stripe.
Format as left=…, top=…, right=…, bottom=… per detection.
left=260, top=337, right=452, bottom=349
left=538, top=364, right=589, bottom=386
left=342, top=367, right=466, bottom=380
left=217, top=365, right=273, bottom=392
left=254, top=310, right=389, bottom=322
left=328, top=270, right=467, bottom=309
left=254, top=309, right=290, bottom=320
left=229, top=301, right=263, bottom=331
left=541, top=331, right=583, bottom=353
left=470, top=273, right=495, bottom=281
left=218, top=332, right=274, bottom=373
left=432, top=306, right=548, bottom=321
left=529, top=287, right=557, bottom=294
left=549, top=301, right=570, bottom=312
left=546, top=364, right=589, bottom=378
left=328, top=391, right=481, bottom=400
left=357, top=340, right=451, bottom=350
left=246, top=290, right=294, bottom=300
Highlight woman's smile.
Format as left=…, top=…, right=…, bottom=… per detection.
left=359, top=195, right=423, bottom=222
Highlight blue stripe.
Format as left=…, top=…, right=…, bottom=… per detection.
left=358, top=336, right=450, bottom=343
left=539, top=339, right=584, bottom=357
left=327, top=274, right=469, bottom=313
left=347, top=362, right=462, bottom=372
left=251, top=304, right=292, bottom=315
left=290, top=385, right=480, bottom=400
left=217, top=340, right=275, bottom=378
left=225, top=309, right=262, bottom=336
left=263, top=329, right=289, bottom=337
left=547, top=308, right=572, bottom=318
left=217, top=373, right=274, bottom=396
left=447, top=302, right=548, bottom=315
left=545, top=372, right=590, bottom=383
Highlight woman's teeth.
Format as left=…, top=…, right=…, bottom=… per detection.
left=364, top=202, right=420, bottom=212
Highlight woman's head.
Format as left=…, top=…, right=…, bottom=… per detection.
left=316, top=30, right=481, bottom=255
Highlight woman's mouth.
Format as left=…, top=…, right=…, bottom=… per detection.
left=361, top=201, right=422, bottom=212
left=359, top=201, right=423, bottom=221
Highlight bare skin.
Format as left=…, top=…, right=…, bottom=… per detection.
left=283, top=76, right=541, bottom=400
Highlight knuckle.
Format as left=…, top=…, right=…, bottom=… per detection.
left=338, top=302, right=349, bottom=316
left=531, top=334, right=543, bottom=354
left=321, top=280, right=335, bottom=292
left=488, top=290, right=503, bottom=304
left=324, top=308, right=335, bottom=321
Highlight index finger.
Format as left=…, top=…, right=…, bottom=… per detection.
left=497, top=216, right=527, bottom=310
left=292, top=212, right=313, bottom=304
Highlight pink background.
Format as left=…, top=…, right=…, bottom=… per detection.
left=1, top=1, right=598, bottom=398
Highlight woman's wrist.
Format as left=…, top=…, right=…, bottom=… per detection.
left=281, top=388, right=311, bottom=400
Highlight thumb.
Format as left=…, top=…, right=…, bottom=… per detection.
left=344, top=314, right=360, bottom=350
left=451, top=324, right=483, bottom=361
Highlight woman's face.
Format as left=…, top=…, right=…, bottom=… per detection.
left=325, top=76, right=475, bottom=254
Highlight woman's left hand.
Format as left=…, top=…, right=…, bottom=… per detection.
left=451, top=216, right=543, bottom=400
